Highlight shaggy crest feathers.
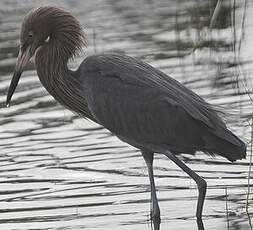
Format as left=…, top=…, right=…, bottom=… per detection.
left=22, top=6, right=85, bottom=61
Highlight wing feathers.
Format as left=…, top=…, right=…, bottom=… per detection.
left=80, top=54, right=244, bottom=153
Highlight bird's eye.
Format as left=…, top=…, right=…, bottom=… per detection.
left=28, top=32, right=33, bottom=38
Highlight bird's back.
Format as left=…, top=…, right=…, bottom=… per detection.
left=78, top=54, right=246, bottom=161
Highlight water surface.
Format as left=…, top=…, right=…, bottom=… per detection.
left=0, top=0, right=253, bottom=229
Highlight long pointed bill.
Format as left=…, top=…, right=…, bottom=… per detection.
left=6, top=46, right=32, bottom=107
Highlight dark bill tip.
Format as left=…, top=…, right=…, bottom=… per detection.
left=6, top=69, right=22, bottom=107
left=6, top=45, right=33, bottom=107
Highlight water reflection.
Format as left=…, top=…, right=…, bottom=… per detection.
left=0, top=0, right=252, bottom=230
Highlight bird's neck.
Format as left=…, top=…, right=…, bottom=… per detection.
left=35, top=46, right=94, bottom=120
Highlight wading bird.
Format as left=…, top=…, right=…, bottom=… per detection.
left=6, top=6, right=246, bottom=230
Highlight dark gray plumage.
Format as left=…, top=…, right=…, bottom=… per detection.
left=6, top=6, right=246, bottom=230
left=80, top=54, right=245, bottom=161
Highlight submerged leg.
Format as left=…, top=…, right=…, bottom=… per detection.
left=163, top=151, right=207, bottom=220
left=141, top=150, right=161, bottom=230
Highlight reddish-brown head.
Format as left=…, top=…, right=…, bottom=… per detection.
left=6, top=6, right=85, bottom=106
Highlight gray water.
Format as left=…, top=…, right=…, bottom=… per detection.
left=0, top=0, right=253, bottom=229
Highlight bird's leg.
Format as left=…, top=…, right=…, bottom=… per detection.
left=163, top=151, right=207, bottom=221
left=141, top=150, right=161, bottom=230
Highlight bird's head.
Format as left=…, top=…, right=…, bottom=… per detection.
left=6, top=6, right=85, bottom=107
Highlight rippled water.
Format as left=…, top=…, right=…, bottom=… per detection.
left=0, top=0, right=253, bottom=229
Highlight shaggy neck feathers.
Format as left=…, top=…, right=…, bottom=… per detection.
left=25, top=7, right=93, bottom=120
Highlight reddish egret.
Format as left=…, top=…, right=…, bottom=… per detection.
left=6, top=6, right=246, bottom=230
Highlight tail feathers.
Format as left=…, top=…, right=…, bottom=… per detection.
left=204, top=129, right=246, bottom=162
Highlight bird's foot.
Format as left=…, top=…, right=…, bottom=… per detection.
left=150, top=209, right=161, bottom=230
left=196, top=217, right=205, bottom=230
